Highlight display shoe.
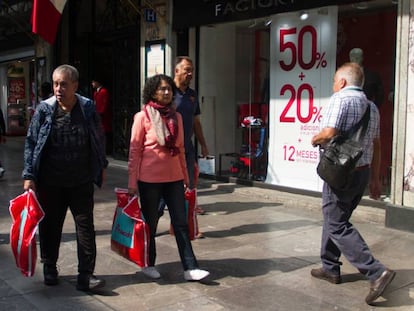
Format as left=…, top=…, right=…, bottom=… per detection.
left=142, top=266, right=161, bottom=279
left=184, top=269, right=210, bottom=281
left=76, top=274, right=106, bottom=291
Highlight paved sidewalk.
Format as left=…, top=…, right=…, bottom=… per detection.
left=0, top=137, right=413, bottom=310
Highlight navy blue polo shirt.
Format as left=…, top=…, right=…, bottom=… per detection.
left=174, top=87, right=201, bottom=153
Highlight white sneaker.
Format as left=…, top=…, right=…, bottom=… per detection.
left=142, top=266, right=161, bottom=279
left=0, top=167, right=4, bottom=178
left=184, top=269, right=210, bottom=281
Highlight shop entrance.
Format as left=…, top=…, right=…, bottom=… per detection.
left=198, top=1, right=397, bottom=196
left=0, top=59, right=35, bottom=136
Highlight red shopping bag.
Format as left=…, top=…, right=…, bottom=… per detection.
left=169, top=188, right=199, bottom=240
left=185, top=188, right=199, bottom=240
left=9, top=190, right=44, bottom=277
left=111, top=188, right=149, bottom=268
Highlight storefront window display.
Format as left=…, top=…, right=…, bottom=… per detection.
left=336, top=7, right=397, bottom=195
left=0, top=60, right=36, bottom=136
left=196, top=1, right=397, bottom=194
left=198, top=20, right=270, bottom=181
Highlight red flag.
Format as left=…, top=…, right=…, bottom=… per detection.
left=31, top=0, right=67, bottom=44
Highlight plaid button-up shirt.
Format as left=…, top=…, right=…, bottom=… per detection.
left=321, top=86, right=380, bottom=167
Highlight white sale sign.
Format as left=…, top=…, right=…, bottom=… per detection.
left=266, top=6, right=338, bottom=191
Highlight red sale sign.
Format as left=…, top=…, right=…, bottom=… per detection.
left=266, top=6, right=338, bottom=191
left=8, top=78, right=26, bottom=104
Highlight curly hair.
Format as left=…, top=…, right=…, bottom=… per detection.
left=142, top=74, right=176, bottom=104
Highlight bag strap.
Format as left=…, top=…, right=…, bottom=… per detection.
left=344, top=104, right=370, bottom=142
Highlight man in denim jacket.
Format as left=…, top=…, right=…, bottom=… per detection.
left=22, top=64, right=108, bottom=291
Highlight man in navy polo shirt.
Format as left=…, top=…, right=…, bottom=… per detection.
left=173, top=56, right=209, bottom=190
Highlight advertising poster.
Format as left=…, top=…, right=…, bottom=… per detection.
left=266, top=6, right=338, bottom=191
left=145, top=40, right=165, bottom=79
left=8, top=77, right=25, bottom=104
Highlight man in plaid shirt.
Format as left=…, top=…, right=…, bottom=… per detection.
left=311, top=62, right=395, bottom=305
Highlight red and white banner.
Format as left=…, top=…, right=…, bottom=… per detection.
left=266, top=6, right=338, bottom=191
left=32, top=0, right=67, bottom=44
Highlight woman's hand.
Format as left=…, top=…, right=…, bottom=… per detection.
left=128, top=187, right=137, bottom=196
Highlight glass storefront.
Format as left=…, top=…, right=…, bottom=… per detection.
left=194, top=1, right=397, bottom=196
left=0, top=58, right=36, bottom=136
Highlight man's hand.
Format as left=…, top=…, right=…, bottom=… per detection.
left=23, top=180, right=36, bottom=192
left=311, top=127, right=337, bottom=147
left=311, top=135, right=320, bottom=147
left=200, top=145, right=209, bottom=158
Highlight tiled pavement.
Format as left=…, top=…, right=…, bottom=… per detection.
left=0, top=137, right=413, bottom=310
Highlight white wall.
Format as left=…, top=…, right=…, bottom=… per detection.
left=198, top=24, right=237, bottom=160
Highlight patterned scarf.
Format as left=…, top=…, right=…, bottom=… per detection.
left=145, top=101, right=179, bottom=156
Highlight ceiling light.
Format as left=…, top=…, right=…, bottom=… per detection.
left=353, top=2, right=368, bottom=9
left=299, top=11, right=309, bottom=20
left=264, top=20, right=272, bottom=27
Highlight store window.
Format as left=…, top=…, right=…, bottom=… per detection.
left=234, top=24, right=270, bottom=181
left=1, top=59, right=36, bottom=136
left=198, top=1, right=397, bottom=193
left=337, top=6, right=397, bottom=195
left=199, top=20, right=270, bottom=182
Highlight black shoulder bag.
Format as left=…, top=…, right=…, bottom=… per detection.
left=316, top=105, right=370, bottom=190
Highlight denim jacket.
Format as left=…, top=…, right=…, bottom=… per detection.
left=22, top=94, right=108, bottom=187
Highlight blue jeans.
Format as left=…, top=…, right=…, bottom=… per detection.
left=138, top=180, right=198, bottom=271
left=320, top=168, right=385, bottom=281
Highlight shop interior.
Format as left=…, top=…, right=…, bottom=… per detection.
left=0, top=59, right=36, bottom=136
left=207, top=0, right=397, bottom=194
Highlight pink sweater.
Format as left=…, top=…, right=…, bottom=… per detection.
left=128, top=110, right=189, bottom=189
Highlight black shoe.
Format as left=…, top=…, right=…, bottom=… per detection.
left=365, top=268, right=396, bottom=305
left=76, top=274, right=106, bottom=291
left=311, top=267, right=341, bottom=284
left=43, top=264, right=58, bottom=286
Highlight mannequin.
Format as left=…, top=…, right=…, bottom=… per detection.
left=349, top=47, right=364, bottom=65
left=349, top=48, right=384, bottom=108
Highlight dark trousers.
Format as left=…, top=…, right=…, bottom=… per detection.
left=37, top=182, right=96, bottom=275
left=185, top=151, right=196, bottom=189
left=321, top=168, right=385, bottom=281
left=138, top=180, right=198, bottom=271
left=158, top=151, right=196, bottom=215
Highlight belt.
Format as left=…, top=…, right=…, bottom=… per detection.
left=355, top=164, right=370, bottom=171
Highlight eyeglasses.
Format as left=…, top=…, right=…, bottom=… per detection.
left=157, top=86, right=172, bottom=93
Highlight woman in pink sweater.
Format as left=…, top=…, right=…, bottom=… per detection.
left=128, top=74, right=209, bottom=281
